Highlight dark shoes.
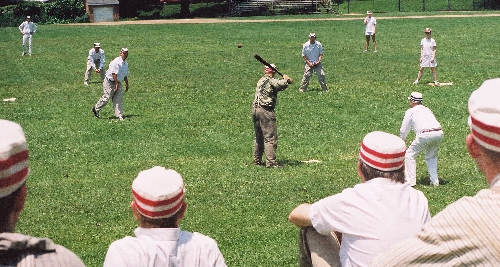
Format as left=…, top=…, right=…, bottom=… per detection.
left=92, top=107, right=99, bottom=118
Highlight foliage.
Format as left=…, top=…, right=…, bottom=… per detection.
left=119, top=0, right=163, bottom=18
left=1, top=14, right=500, bottom=267
left=43, top=0, right=85, bottom=23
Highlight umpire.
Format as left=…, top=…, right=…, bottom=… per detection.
left=252, top=64, right=292, bottom=168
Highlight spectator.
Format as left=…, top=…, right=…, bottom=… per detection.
left=0, top=119, right=85, bottom=266
left=103, top=166, right=227, bottom=267
left=372, top=78, right=500, bottom=266
left=289, top=131, right=430, bottom=267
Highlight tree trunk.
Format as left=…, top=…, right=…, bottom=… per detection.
left=180, top=0, right=190, bottom=17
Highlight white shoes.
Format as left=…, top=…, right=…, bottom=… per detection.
left=84, top=81, right=89, bottom=86
left=413, top=80, right=419, bottom=85
left=431, top=181, right=439, bottom=187
left=434, top=81, right=439, bottom=85
left=118, top=116, right=124, bottom=121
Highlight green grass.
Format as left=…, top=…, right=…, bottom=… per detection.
left=1, top=13, right=499, bottom=267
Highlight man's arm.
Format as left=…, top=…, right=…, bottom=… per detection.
left=124, top=76, right=129, bottom=91
left=289, top=203, right=312, bottom=227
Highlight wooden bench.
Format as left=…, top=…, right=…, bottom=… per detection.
left=272, top=0, right=321, bottom=14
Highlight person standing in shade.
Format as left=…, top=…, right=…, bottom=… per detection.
left=92, top=48, right=129, bottom=121
left=400, top=92, right=443, bottom=186
left=372, top=78, right=500, bottom=266
left=413, top=28, right=438, bottom=85
left=84, top=43, right=105, bottom=86
left=363, top=11, right=377, bottom=52
left=18, top=16, right=37, bottom=56
left=299, top=33, right=328, bottom=93
left=252, top=64, right=292, bottom=167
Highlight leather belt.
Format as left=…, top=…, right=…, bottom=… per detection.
left=421, top=128, right=441, bottom=133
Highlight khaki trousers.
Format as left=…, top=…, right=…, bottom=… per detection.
left=95, top=79, right=123, bottom=118
left=252, top=105, right=278, bottom=167
left=299, top=63, right=328, bottom=92
left=85, top=59, right=105, bottom=83
left=299, top=227, right=342, bottom=267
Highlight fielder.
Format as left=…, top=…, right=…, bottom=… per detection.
left=18, top=16, right=37, bottom=56
left=413, top=28, right=438, bottom=85
left=84, top=43, right=106, bottom=86
left=363, top=11, right=377, bottom=52
left=400, top=92, right=443, bottom=186
left=299, top=33, right=328, bottom=93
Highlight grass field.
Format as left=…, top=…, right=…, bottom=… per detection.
left=1, top=13, right=500, bottom=267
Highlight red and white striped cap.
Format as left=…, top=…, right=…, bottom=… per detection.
left=0, top=120, right=29, bottom=198
left=132, top=166, right=185, bottom=219
left=468, top=78, right=500, bottom=152
left=359, top=131, right=406, bottom=171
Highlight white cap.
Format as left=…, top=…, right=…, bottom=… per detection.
left=309, top=32, right=316, bottom=38
left=132, top=166, right=185, bottom=219
left=367, top=10, right=372, bottom=14
left=94, top=43, right=101, bottom=48
left=121, top=48, right=128, bottom=53
left=359, top=131, right=406, bottom=171
left=26, top=16, right=31, bottom=19
left=0, top=120, right=29, bottom=198
left=468, top=78, right=500, bottom=152
left=408, top=92, right=423, bottom=102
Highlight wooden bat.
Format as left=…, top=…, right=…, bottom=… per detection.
left=254, top=54, right=283, bottom=77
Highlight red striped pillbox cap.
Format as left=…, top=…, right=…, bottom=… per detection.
left=132, top=166, right=185, bottom=219
left=468, top=78, right=500, bottom=152
left=359, top=131, right=406, bottom=171
left=0, top=120, right=29, bottom=198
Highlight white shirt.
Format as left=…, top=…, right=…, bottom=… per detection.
left=400, top=104, right=442, bottom=140
left=19, top=21, right=37, bottom=34
left=87, top=48, right=105, bottom=69
left=420, top=37, right=436, bottom=57
left=103, top=227, right=227, bottom=267
left=105, top=56, right=128, bottom=82
left=364, top=17, right=376, bottom=34
left=310, top=178, right=431, bottom=267
left=302, top=40, right=324, bottom=63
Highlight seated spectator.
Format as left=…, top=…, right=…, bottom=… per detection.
left=103, top=166, right=227, bottom=267
left=289, top=131, right=431, bottom=267
left=0, top=119, right=85, bottom=266
left=371, top=78, right=500, bottom=266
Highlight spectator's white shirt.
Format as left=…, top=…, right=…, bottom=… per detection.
left=103, top=227, right=227, bottom=267
left=105, top=56, right=128, bottom=82
left=302, top=40, right=324, bottom=63
left=310, top=178, right=431, bottom=267
left=400, top=104, right=441, bottom=140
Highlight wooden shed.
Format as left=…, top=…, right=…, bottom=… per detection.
left=84, top=0, right=119, bottom=22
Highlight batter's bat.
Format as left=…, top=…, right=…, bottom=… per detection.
left=254, top=54, right=283, bottom=77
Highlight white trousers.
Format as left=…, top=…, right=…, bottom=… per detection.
left=22, top=34, right=33, bottom=54
left=94, top=79, right=123, bottom=118
left=405, top=131, right=443, bottom=186
left=85, top=59, right=105, bottom=83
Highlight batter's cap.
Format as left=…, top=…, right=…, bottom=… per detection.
left=265, top=64, right=276, bottom=73
left=359, top=131, right=406, bottom=171
left=468, top=78, right=500, bottom=152
left=0, top=120, right=29, bottom=198
left=132, top=166, right=185, bottom=219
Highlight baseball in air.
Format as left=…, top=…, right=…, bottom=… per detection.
left=237, top=44, right=242, bottom=48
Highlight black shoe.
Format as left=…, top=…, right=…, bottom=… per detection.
left=92, top=107, right=100, bottom=118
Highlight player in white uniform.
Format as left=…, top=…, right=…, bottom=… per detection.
left=413, top=28, right=438, bottom=85
left=18, top=16, right=37, bottom=56
left=84, top=43, right=106, bottom=86
left=363, top=11, right=377, bottom=52
left=400, top=92, right=444, bottom=186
